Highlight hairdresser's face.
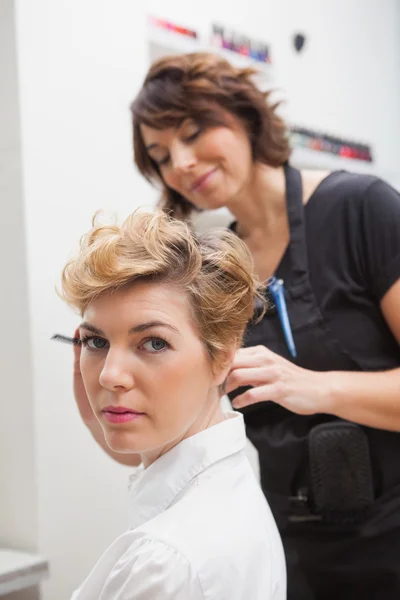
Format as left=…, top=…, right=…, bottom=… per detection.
left=140, top=112, right=253, bottom=211
left=79, top=282, right=227, bottom=467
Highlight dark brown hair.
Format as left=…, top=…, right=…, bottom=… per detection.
left=131, top=52, right=290, bottom=219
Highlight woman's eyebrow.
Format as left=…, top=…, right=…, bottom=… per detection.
left=79, top=322, right=104, bottom=335
left=129, top=321, right=180, bottom=335
left=79, top=320, right=180, bottom=336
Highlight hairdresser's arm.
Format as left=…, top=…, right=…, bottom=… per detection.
left=73, top=331, right=141, bottom=467
left=227, top=279, right=400, bottom=432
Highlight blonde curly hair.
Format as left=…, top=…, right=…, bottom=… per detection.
left=60, top=209, right=265, bottom=369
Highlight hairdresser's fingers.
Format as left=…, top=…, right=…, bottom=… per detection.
left=226, top=366, right=280, bottom=394
left=232, top=345, right=287, bottom=369
left=231, top=384, right=277, bottom=408
left=73, top=327, right=81, bottom=375
left=72, top=334, right=95, bottom=423
left=232, top=365, right=330, bottom=416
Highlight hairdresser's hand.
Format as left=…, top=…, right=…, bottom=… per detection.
left=73, top=328, right=96, bottom=424
left=226, top=345, right=332, bottom=416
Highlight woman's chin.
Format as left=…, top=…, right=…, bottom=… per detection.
left=104, top=430, right=143, bottom=454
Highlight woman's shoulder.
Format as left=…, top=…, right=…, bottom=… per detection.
left=121, top=523, right=285, bottom=599
left=136, top=493, right=284, bottom=598
left=108, top=532, right=206, bottom=598
left=306, top=170, right=400, bottom=227
left=142, top=457, right=283, bottom=556
left=310, top=170, right=384, bottom=204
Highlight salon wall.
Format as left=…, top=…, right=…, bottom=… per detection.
left=8, top=0, right=400, bottom=598
left=0, top=0, right=37, bottom=551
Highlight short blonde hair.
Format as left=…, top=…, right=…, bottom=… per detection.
left=60, top=210, right=265, bottom=369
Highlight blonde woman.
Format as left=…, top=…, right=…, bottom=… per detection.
left=60, top=210, right=286, bottom=599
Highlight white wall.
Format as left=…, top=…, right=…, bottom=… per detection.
left=261, top=0, right=400, bottom=183
left=0, top=0, right=37, bottom=552
left=7, top=0, right=400, bottom=598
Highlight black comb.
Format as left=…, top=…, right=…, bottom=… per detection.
left=51, top=334, right=81, bottom=345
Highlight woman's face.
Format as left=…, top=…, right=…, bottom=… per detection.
left=140, top=112, right=254, bottom=211
left=79, top=281, right=229, bottom=466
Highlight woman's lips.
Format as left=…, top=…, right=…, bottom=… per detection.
left=191, top=168, right=217, bottom=192
left=102, top=406, right=145, bottom=424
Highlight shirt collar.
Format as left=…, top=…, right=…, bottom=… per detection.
left=128, top=411, right=246, bottom=530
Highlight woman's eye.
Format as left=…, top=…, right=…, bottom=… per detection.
left=82, top=336, right=109, bottom=350
left=156, top=155, right=170, bottom=167
left=141, top=338, right=169, bottom=353
left=186, top=130, right=201, bottom=142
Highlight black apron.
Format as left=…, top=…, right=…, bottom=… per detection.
left=229, top=164, right=400, bottom=600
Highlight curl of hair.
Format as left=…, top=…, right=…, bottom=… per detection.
left=131, top=52, right=290, bottom=220
left=60, top=210, right=266, bottom=370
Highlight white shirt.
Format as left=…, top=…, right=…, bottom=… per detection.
left=71, top=412, right=286, bottom=599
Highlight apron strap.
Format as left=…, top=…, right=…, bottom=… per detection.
left=278, top=164, right=310, bottom=284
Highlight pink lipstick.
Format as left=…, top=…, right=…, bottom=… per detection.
left=191, top=168, right=217, bottom=192
left=102, top=406, right=145, bottom=424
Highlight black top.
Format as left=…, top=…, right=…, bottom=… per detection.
left=231, top=171, right=400, bottom=371
left=303, top=171, right=400, bottom=370
left=229, top=167, right=400, bottom=599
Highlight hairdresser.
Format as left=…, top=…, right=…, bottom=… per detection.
left=74, top=52, right=400, bottom=599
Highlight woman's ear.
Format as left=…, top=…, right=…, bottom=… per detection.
left=213, top=346, right=237, bottom=387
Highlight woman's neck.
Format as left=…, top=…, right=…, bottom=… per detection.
left=226, top=164, right=330, bottom=282
left=229, top=165, right=330, bottom=240
left=228, top=164, right=287, bottom=240
left=141, top=394, right=225, bottom=469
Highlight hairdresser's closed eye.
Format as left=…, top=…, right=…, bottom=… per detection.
left=156, top=155, right=170, bottom=167
left=184, top=129, right=201, bottom=143
left=149, top=151, right=170, bottom=166
left=154, top=132, right=201, bottom=167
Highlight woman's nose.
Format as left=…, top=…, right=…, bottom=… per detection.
left=99, top=351, right=135, bottom=391
left=171, top=145, right=196, bottom=173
